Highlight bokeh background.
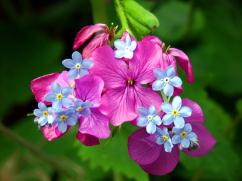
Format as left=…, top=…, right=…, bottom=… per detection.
left=0, top=0, right=242, bottom=180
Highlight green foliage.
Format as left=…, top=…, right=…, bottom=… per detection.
left=78, top=123, right=149, bottom=181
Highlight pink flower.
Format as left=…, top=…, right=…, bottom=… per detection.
left=142, top=36, right=194, bottom=83
left=128, top=99, right=216, bottom=176
left=73, top=24, right=111, bottom=58
left=90, top=36, right=163, bottom=126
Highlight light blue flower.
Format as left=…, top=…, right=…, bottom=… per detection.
left=54, top=109, right=78, bottom=133
left=33, top=102, right=54, bottom=126
left=137, top=105, right=162, bottom=134
left=73, top=100, right=92, bottom=117
left=44, top=82, right=73, bottom=109
left=172, top=123, right=198, bottom=149
left=152, top=66, right=182, bottom=97
left=62, top=51, right=93, bottom=80
left=114, top=34, right=137, bottom=59
left=161, top=96, right=192, bottom=128
left=156, top=127, right=173, bottom=152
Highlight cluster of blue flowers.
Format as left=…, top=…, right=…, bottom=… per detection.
left=136, top=66, right=198, bottom=152
left=33, top=52, right=93, bottom=133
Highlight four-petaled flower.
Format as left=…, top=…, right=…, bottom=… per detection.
left=161, top=96, right=192, bottom=128
left=137, top=105, right=162, bottom=134
left=172, top=123, right=198, bottom=149
left=44, top=82, right=73, bottom=109
left=55, top=109, right=78, bottom=133
left=33, top=102, right=54, bottom=126
left=152, top=66, right=182, bottom=97
left=156, top=127, right=173, bottom=152
left=114, top=34, right=137, bottom=59
left=62, top=51, right=93, bottom=80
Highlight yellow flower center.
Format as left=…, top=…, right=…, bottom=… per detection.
left=60, top=114, right=67, bottom=122
left=180, top=131, right=187, bottom=138
left=56, top=93, right=63, bottom=100
left=127, top=79, right=134, bottom=85
left=76, top=106, right=83, bottom=112
left=164, top=77, right=170, bottom=84
left=147, top=115, right=154, bottom=121
left=42, top=111, right=48, bottom=117
left=75, top=63, right=81, bottom=69
left=172, top=109, right=179, bottom=117
left=162, top=135, right=168, bottom=141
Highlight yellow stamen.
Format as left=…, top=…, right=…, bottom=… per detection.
left=56, top=93, right=63, bottom=100
left=75, top=63, right=81, bottom=69
left=162, top=135, right=168, bottom=141
left=127, top=79, right=134, bottom=85
left=60, top=114, right=67, bottom=122
left=147, top=115, right=154, bottom=121
left=180, top=131, right=187, bottom=138
left=42, top=111, right=48, bottom=117
left=172, top=109, right=179, bottom=117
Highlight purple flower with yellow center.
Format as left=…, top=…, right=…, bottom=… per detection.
left=55, top=109, right=78, bottom=133
left=33, top=102, right=54, bottom=126
left=44, top=82, right=73, bottom=109
left=172, top=123, right=198, bottom=149
left=161, top=96, right=192, bottom=128
left=62, top=51, right=93, bottom=80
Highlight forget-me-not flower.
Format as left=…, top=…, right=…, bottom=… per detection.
left=161, top=96, right=192, bottom=128
left=62, top=51, right=93, bottom=80
left=152, top=66, right=182, bottom=97
left=156, top=127, right=173, bottom=152
left=114, top=34, right=137, bottom=59
left=73, top=99, right=92, bottom=117
left=54, top=109, right=78, bottom=133
left=44, top=82, right=73, bottom=109
left=137, top=105, right=162, bottom=134
left=172, top=123, right=198, bottom=149
left=33, top=102, right=54, bottom=126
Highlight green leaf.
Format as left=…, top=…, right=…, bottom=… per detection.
left=77, top=123, right=149, bottom=181
left=115, top=0, right=159, bottom=39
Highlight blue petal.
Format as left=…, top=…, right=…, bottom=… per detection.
left=153, top=115, right=162, bottom=125
left=125, top=34, right=131, bottom=45
left=187, top=132, right=197, bottom=141
left=156, top=136, right=164, bottom=145
left=79, top=108, right=91, bottom=117
left=179, top=106, right=192, bottom=117
left=33, top=109, right=42, bottom=117
left=146, top=122, right=156, bottom=134
left=82, top=60, right=93, bottom=69
left=38, top=102, right=46, bottom=111
left=161, top=103, right=172, bottom=113
left=137, top=107, right=148, bottom=116
left=153, top=69, right=166, bottom=79
left=152, top=80, right=165, bottom=91
left=172, top=127, right=182, bottom=134
left=174, top=117, right=185, bottom=128
left=172, top=135, right=181, bottom=144
left=163, top=84, right=174, bottom=97
left=114, top=40, right=126, bottom=49
left=72, top=51, right=82, bottom=62
left=170, top=76, right=182, bottom=87
left=51, top=82, right=61, bottom=93
left=67, top=115, right=78, bottom=126
left=52, top=101, right=62, bottom=109
left=68, top=69, right=79, bottom=80
left=137, top=117, right=148, bottom=127
left=79, top=69, right=89, bottom=77
left=44, top=93, right=56, bottom=102
left=149, top=105, right=156, bottom=115
left=166, top=66, right=176, bottom=77
left=47, top=115, right=54, bottom=124
left=62, top=58, right=75, bottom=69
left=130, top=41, right=137, bottom=51
left=184, top=123, right=192, bottom=132
left=114, top=50, right=125, bottom=58
left=38, top=117, right=48, bottom=126
left=172, top=96, right=182, bottom=110
left=62, top=98, right=72, bottom=108
left=181, top=138, right=190, bottom=148
left=58, top=122, right=67, bottom=133
left=164, top=141, right=173, bottom=152
left=62, top=87, right=72, bottom=96
left=162, top=114, right=174, bottom=125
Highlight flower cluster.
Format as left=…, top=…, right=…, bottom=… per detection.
left=30, top=24, right=216, bottom=175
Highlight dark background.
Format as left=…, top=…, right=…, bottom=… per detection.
left=0, top=0, right=242, bottom=180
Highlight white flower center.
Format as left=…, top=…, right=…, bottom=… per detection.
left=75, top=63, right=81, bottom=69
left=164, top=77, right=170, bottom=84
left=147, top=115, right=154, bottom=121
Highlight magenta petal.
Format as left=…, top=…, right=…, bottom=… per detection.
left=41, top=124, right=65, bottom=141
left=91, top=45, right=127, bottom=89
left=76, top=132, right=99, bottom=146
left=73, top=23, right=107, bottom=50
left=130, top=40, right=162, bottom=84
left=182, top=98, right=204, bottom=124
left=83, top=33, right=109, bottom=58
left=184, top=123, right=216, bottom=157
left=79, top=108, right=110, bottom=139
left=142, top=35, right=162, bottom=46
left=141, top=146, right=180, bottom=176
left=75, top=75, right=104, bottom=107
left=100, top=87, right=137, bottom=126
left=30, top=72, right=59, bottom=102
left=55, top=71, right=72, bottom=87
left=161, top=52, right=177, bottom=71
left=169, top=48, right=194, bottom=83
left=128, top=128, right=161, bottom=165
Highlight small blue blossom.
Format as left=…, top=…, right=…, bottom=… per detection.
left=114, top=34, right=137, bottom=59
left=161, top=96, right=192, bottom=128
left=172, top=123, right=198, bottom=149
left=33, top=102, right=54, bottom=126
left=156, top=127, right=173, bottom=152
left=152, top=66, right=182, bottom=97
left=44, top=82, right=73, bottom=109
left=73, top=99, right=92, bottom=117
left=137, top=105, right=162, bottom=134
left=62, top=51, right=93, bottom=80
left=54, top=109, right=78, bottom=133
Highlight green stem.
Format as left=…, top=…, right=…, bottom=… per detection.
left=160, top=91, right=169, bottom=103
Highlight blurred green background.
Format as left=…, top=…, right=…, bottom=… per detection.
left=0, top=0, right=241, bottom=180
